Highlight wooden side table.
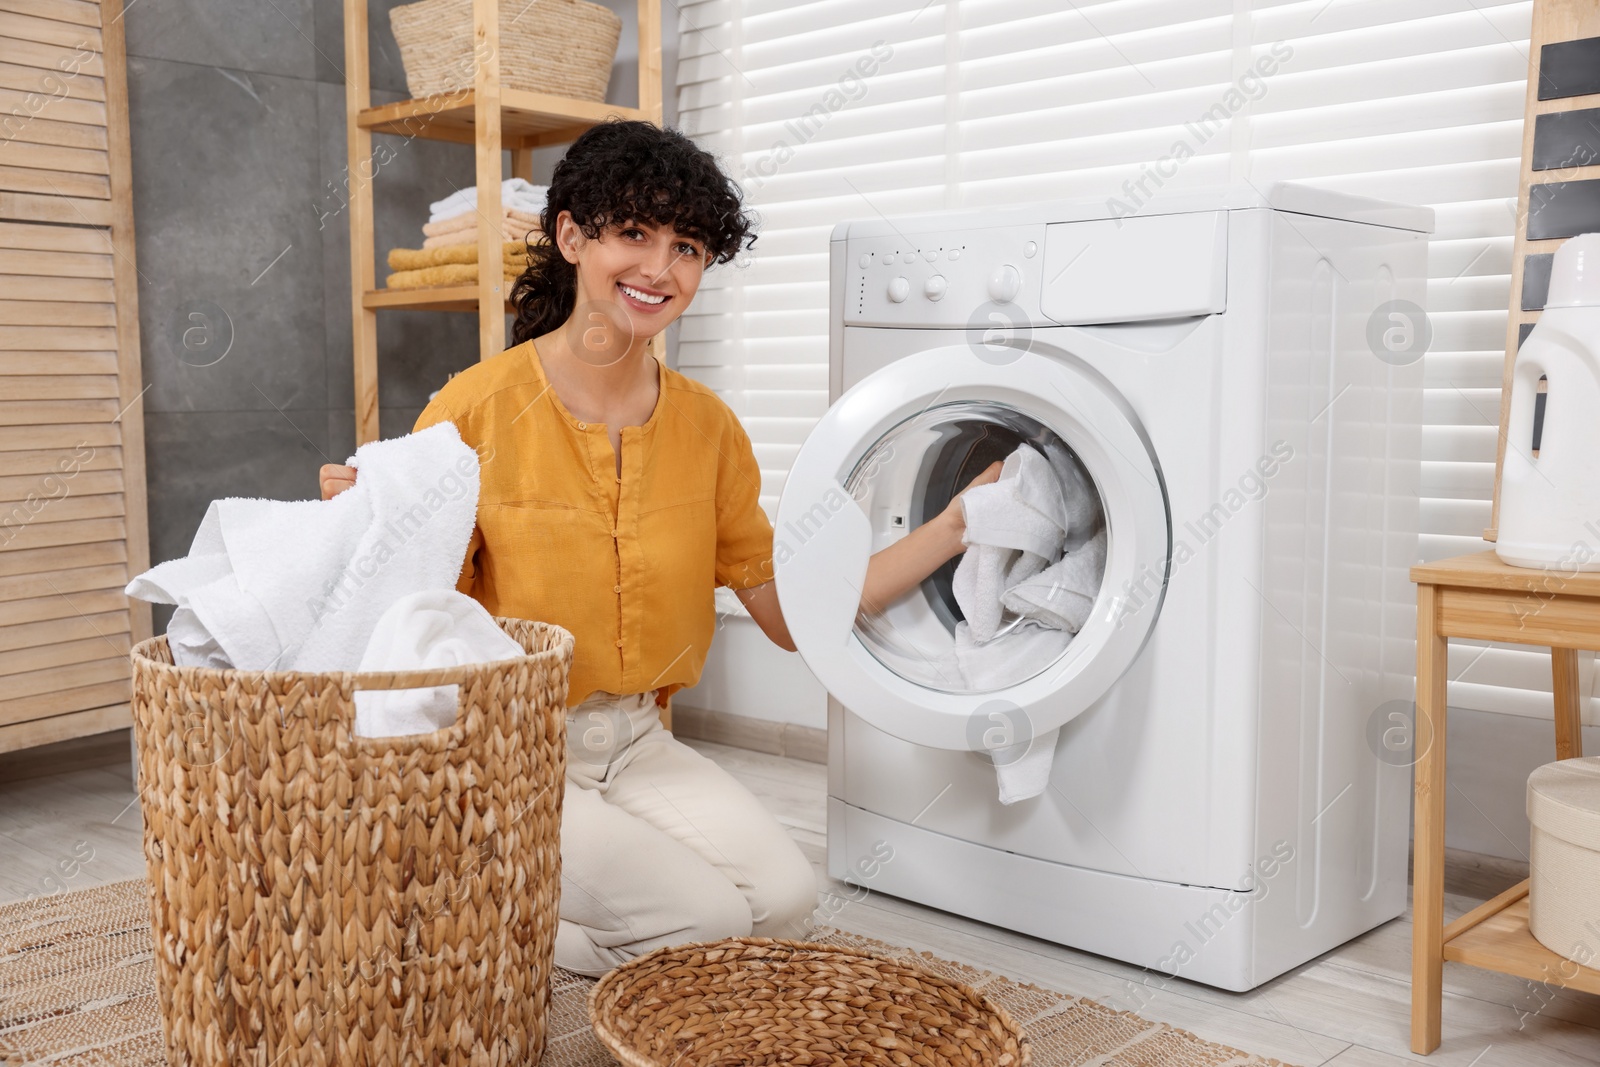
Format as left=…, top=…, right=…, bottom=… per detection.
left=1410, top=550, right=1600, bottom=1053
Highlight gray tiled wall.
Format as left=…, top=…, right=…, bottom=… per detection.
left=125, top=0, right=679, bottom=636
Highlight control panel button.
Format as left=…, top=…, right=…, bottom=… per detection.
left=948, top=248, right=962, bottom=262
left=1023, top=241, right=1038, bottom=258
left=923, top=275, right=947, bottom=301
left=901, top=252, right=915, bottom=264
left=859, top=252, right=872, bottom=269
left=987, top=264, right=1022, bottom=304
left=888, top=276, right=911, bottom=303
left=880, top=252, right=894, bottom=265
left=922, top=249, right=938, bottom=262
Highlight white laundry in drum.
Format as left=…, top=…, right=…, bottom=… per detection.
left=951, top=443, right=1105, bottom=649
left=949, top=443, right=1108, bottom=804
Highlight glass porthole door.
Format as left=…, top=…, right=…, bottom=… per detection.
left=774, top=342, right=1170, bottom=751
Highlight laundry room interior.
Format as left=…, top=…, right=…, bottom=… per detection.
left=7, top=1, right=1600, bottom=1065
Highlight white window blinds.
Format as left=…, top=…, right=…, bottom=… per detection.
left=674, top=0, right=1576, bottom=720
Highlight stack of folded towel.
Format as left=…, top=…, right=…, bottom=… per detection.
left=124, top=421, right=528, bottom=738
left=951, top=443, right=1107, bottom=804
left=384, top=178, right=548, bottom=290
left=424, top=178, right=547, bottom=249
left=422, top=181, right=547, bottom=252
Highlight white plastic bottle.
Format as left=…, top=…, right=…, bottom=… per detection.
left=1496, top=232, right=1600, bottom=571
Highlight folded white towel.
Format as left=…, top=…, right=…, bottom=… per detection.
left=1000, top=526, right=1107, bottom=633
left=429, top=177, right=545, bottom=215
left=125, top=421, right=481, bottom=674
left=352, top=589, right=527, bottom=738
left=429, top=179, right=548, bottom=222
left=429, top=197, right=546, bottom=226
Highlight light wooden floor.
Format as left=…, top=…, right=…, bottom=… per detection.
left=3, top=735, right=1598, bottom=1066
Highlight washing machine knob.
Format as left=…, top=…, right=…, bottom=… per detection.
left=987, top=264, right=1021, bottom=304
left=923, top=274, right=947, bottom=301
left=887, top=276, right=911, bottom=303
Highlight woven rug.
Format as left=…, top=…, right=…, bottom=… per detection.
left=0, top=879, right=1299, bottom=1066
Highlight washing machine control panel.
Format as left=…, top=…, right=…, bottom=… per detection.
left=841, top=224, right=1048, bottom=328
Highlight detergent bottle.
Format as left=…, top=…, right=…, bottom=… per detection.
left=1496, top=232, right=1600, bottom=571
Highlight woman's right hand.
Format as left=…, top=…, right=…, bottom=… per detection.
left=939, top=460, right=1003, bottom=541
left=320, top=463, right=357, bottom=500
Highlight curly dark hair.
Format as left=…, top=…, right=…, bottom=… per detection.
left=509, top=119, right=758, bottom=345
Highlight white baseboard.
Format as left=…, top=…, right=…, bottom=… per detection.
left=671, top=702, right=826, bottom=764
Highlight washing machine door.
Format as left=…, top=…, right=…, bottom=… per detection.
left=774, top=341, right=1170, bottom=752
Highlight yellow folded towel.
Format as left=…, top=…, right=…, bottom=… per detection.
left=387, top=241, right=530, bottom=272
left=423, top=206, right=543, bottom=237
left=384, top=264, right=523, bottom=290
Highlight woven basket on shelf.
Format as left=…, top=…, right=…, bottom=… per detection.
left=389, top=0, right=622, bottom=102
left=128, top=617, right=574, bottom=1067
left=587, top=936, right=1033, bottom=1066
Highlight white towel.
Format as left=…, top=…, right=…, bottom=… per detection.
left=953, top=619, right=1070, bottom=805
left=1001, top=526, right=1107, bottom=633
left=430, top=197, right=545, bottom=226
left=352, top=589, right=527, bottom=738
left=952, top=618, right=1072, bottom=689
left=951, top=445, right=1069, bottom=643
left=429, top=177, right=546, bottom=216
left=125, top=421, right=481, bottom=674
left=992, top=730, right=1061, bottom=806
left=429, top=178, right=548, bottom=222
left=960, top=444, right=1068, bottom=558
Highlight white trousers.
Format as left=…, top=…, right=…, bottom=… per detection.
left=553, top=688, right=819, bottom=977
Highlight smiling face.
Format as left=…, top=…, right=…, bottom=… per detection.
left=554, top=210, right=710, bottom=342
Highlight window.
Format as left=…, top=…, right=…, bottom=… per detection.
left=675, top=0, right=1562, bottom=718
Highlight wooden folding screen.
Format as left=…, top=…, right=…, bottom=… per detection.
left=0, top=0, right=151, bottom=753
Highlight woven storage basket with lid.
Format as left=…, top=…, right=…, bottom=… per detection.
left=128, top=616, right=573, bottom=1067
left=588, top=936, right=1032, bottom=1066
left=389, top=0, right=622, bottom=102
left=1528, top=755, right=1600, bottom=965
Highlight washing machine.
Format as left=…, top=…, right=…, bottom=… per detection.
left=771, top=181, right=1433, bottom=991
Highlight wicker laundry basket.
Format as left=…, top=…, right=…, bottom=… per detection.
left=588, top=937, right=1032, bottom=1066
left=390, top=0, right=622, bottom=102
left=128, top=617, right=574, bottom=1067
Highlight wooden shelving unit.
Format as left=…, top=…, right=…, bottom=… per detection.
left=342, top=0, right=663, bottom=445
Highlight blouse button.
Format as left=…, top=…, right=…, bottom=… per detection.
left=614, top=639, right=623, bottom=647
left=611, top=528, right=618, bottom=537
left=613, top=584, right=622, bottom=593
left=576, top=421, right=586, bottom=430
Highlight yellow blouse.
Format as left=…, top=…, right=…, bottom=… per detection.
left=412, top=339, right=776, bottom=710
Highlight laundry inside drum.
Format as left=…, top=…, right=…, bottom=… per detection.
left=842, top=401, right=1108, bottom=694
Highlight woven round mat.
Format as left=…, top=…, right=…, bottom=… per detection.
left=589, top=937, right=1030, bottom=1065
left=0, top=879, right=1303, bottom=1066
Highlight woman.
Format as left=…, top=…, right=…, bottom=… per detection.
left=321, top=119, right=997, bottom=976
